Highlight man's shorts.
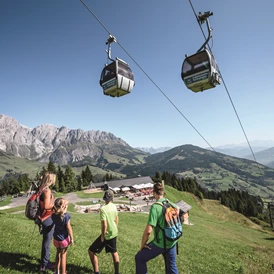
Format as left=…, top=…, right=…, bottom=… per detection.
left=89, top=235, right=117, bottom=254
left=54, top=236, right=71, bottom=249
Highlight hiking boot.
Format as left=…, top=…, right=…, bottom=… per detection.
left=46, top=262, right=55, bottom=270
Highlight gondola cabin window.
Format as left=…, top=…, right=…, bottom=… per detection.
left=183, top=51, right=210, bottom=77
left=102, top=63, right=116, bottom=82
left=118, top=61, right=134, bottom=80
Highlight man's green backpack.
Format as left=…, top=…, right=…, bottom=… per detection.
left=155, top=199, right=183, bottom=241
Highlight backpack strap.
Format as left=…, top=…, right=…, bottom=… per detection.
left=38, top=186, right=48, bottom=195
left=152, top=201, right=165, bottom=242
left=154, top=202, right=163, bottom=207
left=153, top=200, right=169, bottom=227
left=37, top=186, right=50, bottom=217
left=153, top=201, right=165, bottom=229
left=154, top=200, right=168, bottom=273
left=153, top=199, right=169, bottom=207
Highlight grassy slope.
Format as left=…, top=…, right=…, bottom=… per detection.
left=0, top=154, right=125, bottom=181
left=71, top=166, right=125, bottom=178
left=0, top=155, right=47, bottom=178
left=0, top=186, right=274, bottom=274
left=178, top=165, right=274, bottom=200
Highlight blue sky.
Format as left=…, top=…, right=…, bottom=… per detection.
left=1, top=0, right=273, bottom=149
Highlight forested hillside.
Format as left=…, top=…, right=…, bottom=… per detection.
left=122, top=145, right=274, bottom=200
left=1, top=144, right=274, bottom=200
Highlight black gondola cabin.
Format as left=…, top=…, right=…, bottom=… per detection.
left=181, top=49, right=221, bottom=93
left=100, top=58, right=135, bottom=97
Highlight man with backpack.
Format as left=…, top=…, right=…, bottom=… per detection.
left=135, top=182, right=181, bottom=274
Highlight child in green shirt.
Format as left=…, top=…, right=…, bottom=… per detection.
left=88, top=190, right=120, bottom=274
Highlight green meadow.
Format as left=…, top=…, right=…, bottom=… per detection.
left=0, top=186, right=274, bottom=273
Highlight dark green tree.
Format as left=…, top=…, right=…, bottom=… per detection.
left=17, top=174, right=29, bottom=192
left=81, top=166, right=93, bottom=186
left=57, top=165, right=64, bottom=186
left=59, top=178, right=66, bottom=193
left=47, top=161, right=56, bottom=173
left=39, top=166, right=47, bottom=178
left=153, top=172, right=162, bottom=183
left=195, top=190, right=203, bottom=200
left=81, top=170, right=88, bottom=187
left=246, top=200, right=257, bottom=217
left=77, top=176, right=82, bottom=191
left=53, top=176, right=59, bottom=192
left=236, top=200, right=245, bottom=214
left=1, top=180, right=12, bottom=194
left=64, top=165, right=76, bottom=192
left=163, top=171, right=172, bottom=186
left=9, top=178, right=20, bottom=194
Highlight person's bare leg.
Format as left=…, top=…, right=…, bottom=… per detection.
left=112, top=252, right=120, bottom=274
left=55, top=248, right=61, bottom=274
left=60, top=248, right=67, bottom=274
left=88, top=249, right=99, bottom=273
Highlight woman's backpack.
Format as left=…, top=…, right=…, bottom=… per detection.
left=25, top=186, right=47, bottom=222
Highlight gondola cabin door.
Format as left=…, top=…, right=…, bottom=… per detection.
left=100, top=58, right=135, bottom=98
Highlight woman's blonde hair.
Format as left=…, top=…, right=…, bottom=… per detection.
left=54, top=198, right=68, bottom=218
left=40, top=172, right=56, bottom=188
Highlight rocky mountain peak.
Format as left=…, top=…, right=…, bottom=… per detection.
left=0, top=114, right=130, bottom=164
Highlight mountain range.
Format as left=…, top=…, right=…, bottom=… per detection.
left=212, top=142, right=274, bottom=167
left=0, top=114, right=147, bottom=167
left=135, top=147, right=172, bottom=154
left=0, top=114, right=274, bottom=199
left=137, top=142, right=274, bottom=168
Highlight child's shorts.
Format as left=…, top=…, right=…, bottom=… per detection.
left=89, top=235, right=117, bottom=254
left=54, top=236, right=71, bottom=249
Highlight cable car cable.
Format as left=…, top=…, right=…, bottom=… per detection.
left=80, top=0, right=216, bottom=151
left=188, top=0, right=261, bottom=170
left=80, top=0, right=111, bottom=35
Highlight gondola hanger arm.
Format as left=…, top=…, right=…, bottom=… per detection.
left=197, top=11, right=213, bottom=53
left=105, top=35, right=116, bottom=62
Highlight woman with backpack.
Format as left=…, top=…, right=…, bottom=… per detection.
left=52, top=198, right=74, bottom=274
left=38, top=172, right=56, bottom=272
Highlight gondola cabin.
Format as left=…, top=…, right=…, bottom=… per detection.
left=100, top=58, right=135, bottom=97
left=181, top=49, right=221, bottom=92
